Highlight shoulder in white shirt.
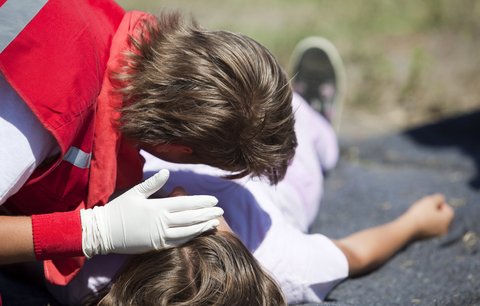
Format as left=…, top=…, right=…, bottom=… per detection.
left=0, top=74, right=58, bottom=205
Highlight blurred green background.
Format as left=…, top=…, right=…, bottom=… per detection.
left=117, top=0, right=480, bottom=139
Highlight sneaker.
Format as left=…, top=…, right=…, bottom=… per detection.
left=289, top=36, right=346, bottom=131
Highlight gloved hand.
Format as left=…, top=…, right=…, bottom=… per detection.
left=80, top=169, right=222, bottom=258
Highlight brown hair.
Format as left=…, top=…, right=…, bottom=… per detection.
left=116, top=12, right=296, bottom=184
left=86, top=231, right=286, bottom=306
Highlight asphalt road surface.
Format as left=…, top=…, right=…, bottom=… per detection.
left=307, top=110, right=480, bottom=306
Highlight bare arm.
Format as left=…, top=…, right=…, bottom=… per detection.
left=0, top=216, right=35, bottom=264
left=334, top=194, right=454, bottom=276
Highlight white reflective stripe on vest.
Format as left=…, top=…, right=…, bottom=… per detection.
left=0, top=0, right=48, bottom=53
left=63, top=147, right=91, bottom=169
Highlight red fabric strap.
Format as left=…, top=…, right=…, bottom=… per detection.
left=31, top=210, right=83, bottom=260
left=32, top=209, right=86, bottom=285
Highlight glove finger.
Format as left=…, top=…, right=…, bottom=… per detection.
left=158, top=195, right=218, bottom=211
left=165, top=219, right=220, bottom=240
left=135, top=169, right=170, bottom=197
left=166, top=207, right=224, bottom=227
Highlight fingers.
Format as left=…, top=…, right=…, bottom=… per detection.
left=422, top=193, right=445, bottom=204
left=135, top=169, right=170, bottom=197
left=441, top=202, right=455, bottom=218
left=427, top=194, right=453, bottom=214
left=165, top=219, right=220, bottom=240
left=166, top=207, right=224, bottom=227
left=413, top=193, right=446, bottom=210
left=431, top=193, right=445, bottom=202
left=155, top=195, right=219, bottom=211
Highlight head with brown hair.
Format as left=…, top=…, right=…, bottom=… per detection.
left=117, top=12, right=296, bottom=184
left=88, top=231, right=286, bottom=306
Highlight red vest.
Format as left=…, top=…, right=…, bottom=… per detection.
left=0, top=1, right=146, bottom=285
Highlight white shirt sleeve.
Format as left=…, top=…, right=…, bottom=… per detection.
left=243, top=179, right=348, bottom=304
left=253, top=216, right=348, bottom=304
left=0, top=74, right=58, bottom=205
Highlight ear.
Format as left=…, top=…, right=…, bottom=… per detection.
left=153, top=143, right=192, bottom=154
left=165, top=144, right=193, bottom=155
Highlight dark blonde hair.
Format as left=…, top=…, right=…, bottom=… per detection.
left=87, top=231, right=286, bottom=306
left=117, top=12, right=296, bottom=184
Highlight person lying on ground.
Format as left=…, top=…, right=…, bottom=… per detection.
left=46, top=91, right=454, bottom=305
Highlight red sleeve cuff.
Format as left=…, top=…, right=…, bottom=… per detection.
left=31, top=210, right=83, bottom=260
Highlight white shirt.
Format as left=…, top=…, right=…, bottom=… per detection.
left=0, top=74, right=58, bottom=205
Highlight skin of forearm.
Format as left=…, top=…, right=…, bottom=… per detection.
left=334, top=213, right=417, bottom=277
left=0, top=216, right=35, bottom=264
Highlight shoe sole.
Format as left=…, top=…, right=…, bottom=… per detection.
left=289, top=36, right=346, bottom=132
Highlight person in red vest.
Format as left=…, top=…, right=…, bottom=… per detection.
left=0, top=0, right=296, bottom=287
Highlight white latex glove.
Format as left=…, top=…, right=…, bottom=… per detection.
left=80, top=169, right=222, bottom=258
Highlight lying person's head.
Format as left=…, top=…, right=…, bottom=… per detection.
left=88, top=231, right=285, bottom=306
left=117, top=11, right=297, bottom=184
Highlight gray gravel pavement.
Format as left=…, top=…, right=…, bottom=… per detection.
left=309, top=110, right=480, bottom=306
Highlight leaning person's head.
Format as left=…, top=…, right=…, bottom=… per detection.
left=89, top=231, right=286, bottom=306
left=117, top=12, right=297, bottom=184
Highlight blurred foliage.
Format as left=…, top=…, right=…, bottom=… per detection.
left=117, top=0, right=480, bottom=136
